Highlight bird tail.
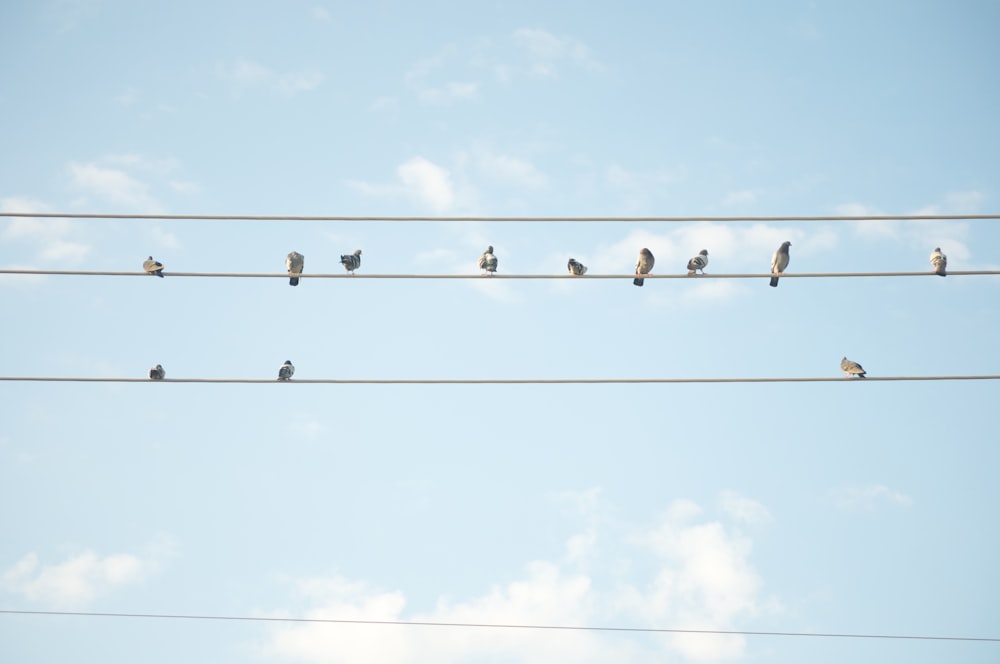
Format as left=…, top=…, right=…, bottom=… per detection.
left=858, top=373, right=867, bottom=378
left=935, top=268, right=947, bottom=277
left=633, top=277, right=644, bottom=286
left=155, top=270, right=164, bottom=278
left=289, top=277, right=299, bottom=286
left=769, top=276, right=779, bottom=287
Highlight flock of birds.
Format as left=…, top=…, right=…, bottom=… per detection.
left=143, top=243, right=949, bottom=285
left=141, top=243, right=949, bottom=382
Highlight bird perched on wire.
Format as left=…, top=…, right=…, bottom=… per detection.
left=687, top=249, right=709, bottom=275
left=930, top=247, right=947, bottom=277
left=286, top=251, right=304, bottom=286
left=567, top=258, right=588, bottom=276
left=840, top=357, right=867, bottom=378
left=479, top=245, right=498, bottom=275
left=143, top=256, right=165, bottom=278
left=278, top=360, right=295, bottom=381
left=769, top=241, right=791, bottom=287
left=340, top=249, right=362, bottom=274
left=148, top=364, right=165, bottom=380
left=633, top=248, right=655, bottom=286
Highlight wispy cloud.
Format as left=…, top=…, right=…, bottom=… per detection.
left=217, top=59, right=324, bottom=95
left=2, top=538, right=173, bottom=608
left=840, top=197, right=976, bottom=260
left=256, top=493, right=775, bottom=663
left=347, top=156, right=456, bottom=213
left=310, top=6, right=331, bottom=21
left=68, top=161, right=162, bottom=212
left=832, top=483, right=913, bottom=510
left=405, top=48, right=479, bottom=104
left=513, top=28, right=603, bottom=77
left=0, top=197, right=91, bottom=265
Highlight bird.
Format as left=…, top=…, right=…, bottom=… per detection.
left=143, top=256, right=164, bottom=278
left=286, top=251, right=304, bottom=286
left=567, top=258, right=588, bottom=276
left=841, top=356, right=867, bottom=378
left=633, top=248, right=655, bottom=286
left=340, top=249, right=362, bottom=274
left=278, top=360, right=295, bottom=381
left=148, top=364, right=165, bottom=380
left=930, top=247, right=947, bottom=277
left=687, top=249, right=709, bottom=275
left=769, top=241, right=791, bottom=287
left=479, top=245, right=498, bottom=275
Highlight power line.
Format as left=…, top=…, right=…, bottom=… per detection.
left=2, top=212, right=1000, bottom=222
left=1, top=376, right=997, bottom=384
left=2, top=269, right=997, bottom=279
left=1, top=610, right=996, bottom=643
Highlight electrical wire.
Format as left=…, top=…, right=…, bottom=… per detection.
left=1, top=376, right=997, bottom=384
left=1, top=269, right=997, bottom=279
left=2, top=212, right=1000, bottom=222
left=1, top=610, right=996, bottom=643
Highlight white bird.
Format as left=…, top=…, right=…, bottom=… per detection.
left=479, top=245, right=498, bottom=275
left=930, top=247, right=947, bottom=277
left=633, top=248, right=654, bottom=286
left=143, top=256, right=164, bottom=278
left=286, top=251, right=304, bottom=286
left=567, top=258, right=588, bottom=276
left=769, top=241, right=791, bottom=287
left=278, top=360, right=295, bottom=381
left=841, top=356, right=867, bottom=378
left=148, top=364, right=165, bottom=380
left=340, top=249, right=362, bottom=274
left=687, top=249, right=709, bottom=275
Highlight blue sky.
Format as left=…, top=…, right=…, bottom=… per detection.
left=2, top=1, right=999, bottom=662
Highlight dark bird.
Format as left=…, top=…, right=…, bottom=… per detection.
left=687, top=249, right=709, bottom=275
left=841, top=357, right=867, bottom=378
left=567, top=258, right=588, bottom=276
left=286, top=251, right=304, bottom=286
left=930, top=247, right=947, bottom=277
left=478, top=246, right=498, bottom=275
left=278, top=360, right=295, bottom=381
left=633, top=248, right=655, bottom=286
left=769, top=241, right=791, bottom=287
left=143, top=256, right=164, bottom=278
left=340, top=249, right=362, bottom=274
left=148, top=364, right=165, bottom=380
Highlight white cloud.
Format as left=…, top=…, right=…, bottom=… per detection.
left=1, top=197, right=91, bottom=264
left=513, top=28, right=603, bottom=76
left=257, top=493, right=775, bottom=664
left=719, top=491, right=773, bottom=525
left=606, top=163, right=680, bottom=189
left=348, top=157, right=456, bottom=213
left=68, top=161, right=162, bottom=212
left=369, top=96, right=398, bottom=112
left=218, top=59, right=324, bottom=95
left=150, top=226, right=181, bottom=250
left=474, top=150, right=547, bottom=189
left=310, top=6, right=331, bottom=21
left=832, top=484, right=913, bottom=510
left=840, top=199, right=975, bottom=261
left=2, top=540, right=171, bottom=608
left=721, top=189, right=760, bottom=207
left=404, top=48, right=480, bottom=105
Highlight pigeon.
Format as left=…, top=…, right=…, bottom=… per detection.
left=769, top=241, right=791, bottom=287
left=148, top=364, right=165, bottom=380
left=841, top=356, right=867, bottom=379
left=278, top=360, right=295, bottom=381
left=286, top=251, right=304, bottom=286
left=143, top=256, right=164, bottom=278
left=687, top=249, right=709, bottom=275
left=930, top=247, right=947, bottom=277
left=633, top=248, right=655, bottom=286
left=567, top=258, right=588, bottom=276
left=478, top=245, right=498, bottom=275
left=340, top=249, right=362, bottom=274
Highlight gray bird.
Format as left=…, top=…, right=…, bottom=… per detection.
left=841, top=356, right=867, bottom=378
left=687, top=249, right=709, bottom=275
left=479, top=245, right=498, bottom=275
left=148, top=364, right=165, bottom=380
left=143, top=256, right=164, bottom=278
left=567, top=258, right=588, bottom=276
left=633, top=248, right=655, bottom=286
left=340, top=249, right=362, bottom=274
left=769, top=241, right=791, bottom=287
left=278, top=360, right=295, bottom=381
left=286, top=251, right=304, bottom=286
left=930, top=247, right=947, bottom=277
